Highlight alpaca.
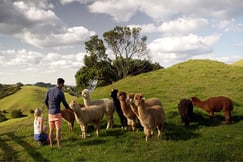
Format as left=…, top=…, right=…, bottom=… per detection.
left=69, top=100, right=105, bottom=139
left=191, top=96, right=233, bottom=124
left=110, top=89, right=128, bottom=128
left=126, top=93, right=163, bottom=119
left=61, top=108, right=75, bottom=132
left=117, top=91, right=137, bottom=131
left=134, top=93, right=165, bottom=142
left=178, top=98, right=193, bottom=127
left=81, top=89, right=115, bottom=129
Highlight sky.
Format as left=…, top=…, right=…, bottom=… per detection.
left=0, top=0, right=243, bottom=85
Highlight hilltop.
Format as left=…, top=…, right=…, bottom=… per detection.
left=232, top=59, right=243, bottom=67
left=0, top=86, right=78, bottom=114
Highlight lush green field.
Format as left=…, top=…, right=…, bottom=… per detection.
left=0, top=59, right=243, bottom=161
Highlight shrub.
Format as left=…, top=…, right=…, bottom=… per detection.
left=29, top=109, right=34, bottom=114
left=0, top=112, right=7, bottom=122
left=11, top=109, right=24, bottom=118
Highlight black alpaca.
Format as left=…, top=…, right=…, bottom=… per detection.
left=110, top=89, right=128, bottom=128
left=178, top=98, right=193, bottom=127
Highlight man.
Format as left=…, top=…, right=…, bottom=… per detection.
left=44, top=78, right=71, bottom=148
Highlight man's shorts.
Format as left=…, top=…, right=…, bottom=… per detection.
left=48, top=113, right=62, bottom=129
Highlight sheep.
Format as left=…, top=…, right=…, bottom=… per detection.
left=110, top=89, right=128, bottom=128
left=81, top=89, right=115, bottom=129
left=178, top=98, right=193, bottom=127
left=69, top=100, right=105, bottom=139
left=117, top=91, right=137, bottom=131
left=191, top=96, right=233, bottom=124
left=134, top=93, right=165, bottom=142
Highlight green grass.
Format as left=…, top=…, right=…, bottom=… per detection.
left=232, top=59, right=243, bottom=67
left=0, top=59, right=243, bottom=161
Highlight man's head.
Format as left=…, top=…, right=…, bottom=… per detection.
left=57, top=78, right=65, bottom=88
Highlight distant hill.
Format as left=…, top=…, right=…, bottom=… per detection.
left=0, top=86, right=78, bottom=113
left=232, top=59, right=243, bottom=67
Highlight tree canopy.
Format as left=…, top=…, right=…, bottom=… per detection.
left=75, top=26, right=163, bottom=90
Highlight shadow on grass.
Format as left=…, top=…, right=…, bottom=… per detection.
left=164, top=122, right=200, bottom=141
left=191, top=112, right=243, bottom=127
left=0, top=132, right=49, bottom=161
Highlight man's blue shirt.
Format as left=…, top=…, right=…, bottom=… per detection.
left=44, top=86, right=69, bottom=114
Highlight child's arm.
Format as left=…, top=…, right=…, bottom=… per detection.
left=40, top=117, right=46, bottom=133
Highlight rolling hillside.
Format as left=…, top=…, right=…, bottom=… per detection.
left=0, top=86, right=78, bottom=114
left=232, top=59, right=243, bottom=67
left=0, top=59, right=243, bottom=161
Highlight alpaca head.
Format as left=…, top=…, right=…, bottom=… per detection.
left=81, top=89, right=90, bottom=99
left=191, top=96, right=199, bottom=106
left=117, top=91, right=127, bottom=101
left=126, top=93, right=135, bottom=104
left=69, top=100, right=80, bottom=112
left=134, top=93, right=145, bottom=107
left=110, top=89, right=118, bottom=98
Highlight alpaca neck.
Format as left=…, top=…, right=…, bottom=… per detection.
left=130, top=103, right=139, bottom=117
left=83, top=96, right=91, bottom=106
left=194, top=98, right=207, bottom=110
left=120, top=100, right=130, bottom=114
left=137, top=102, right=148, bottom=120
left=73, top=109, right=83, bottom=125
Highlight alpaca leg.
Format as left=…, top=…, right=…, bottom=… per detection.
left=80, top=125, right=85, bottom=139
left=209, top=111, right=214, bottom=119
left=224, top=111, right=232, bottom=124
left=95, top=123, right=100, bottom=136
left=144, top=128, right=150, bottom=142
left=131, top=119, right=136, bottom=131
left=106, top=114, right=114, bottom=129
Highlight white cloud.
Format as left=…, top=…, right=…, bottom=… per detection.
left=89, top=0, right=138, bottom=22
left=148, top=34, right=221, bottom=66
left=0, top=0, right=95, bottom=48
left=86, top=0, right=243, bottom=22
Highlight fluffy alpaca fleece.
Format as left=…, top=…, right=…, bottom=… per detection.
left=110, top=89, right=128, bottom=128
left=81, top=89, right=115, bottom=129
left=61, top=108, right=75, bottom=132
left=178, top=98, right=193, bottom=127
left=191, top=96, right=233, bottom=124
left=117, top=91, right=137, bottom=131
left=69, top=100, right=105, bottom=139
left=134, top=93, right=165, bottom=142
left=126, top=93, right=162, bottom=119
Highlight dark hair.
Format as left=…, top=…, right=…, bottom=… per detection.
left=57, top=78, right=65, bottom=85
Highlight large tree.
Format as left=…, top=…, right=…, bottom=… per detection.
left=75, top=26, right=162, bottom=90
left=103, top=26, right=149, bottom=79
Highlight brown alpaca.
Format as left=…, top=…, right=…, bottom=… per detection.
left=117, top=91, right=137, bottom=131
left=61, top=108, right=75, bottom=132
left=191, top=96, right=233, bottom=124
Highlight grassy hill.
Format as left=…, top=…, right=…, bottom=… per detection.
left=0, top=59, right=243, bottom=161
left=232, top=59, right=243, bottom=67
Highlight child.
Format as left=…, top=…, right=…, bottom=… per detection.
left=33, top=108, right=49, bottom=146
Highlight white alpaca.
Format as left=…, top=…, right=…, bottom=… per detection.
left=69, top=100, right=105, bottom=139
left=81, top=89, right=115, bottom=129
left=134, top=94, right=165, bottom=142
